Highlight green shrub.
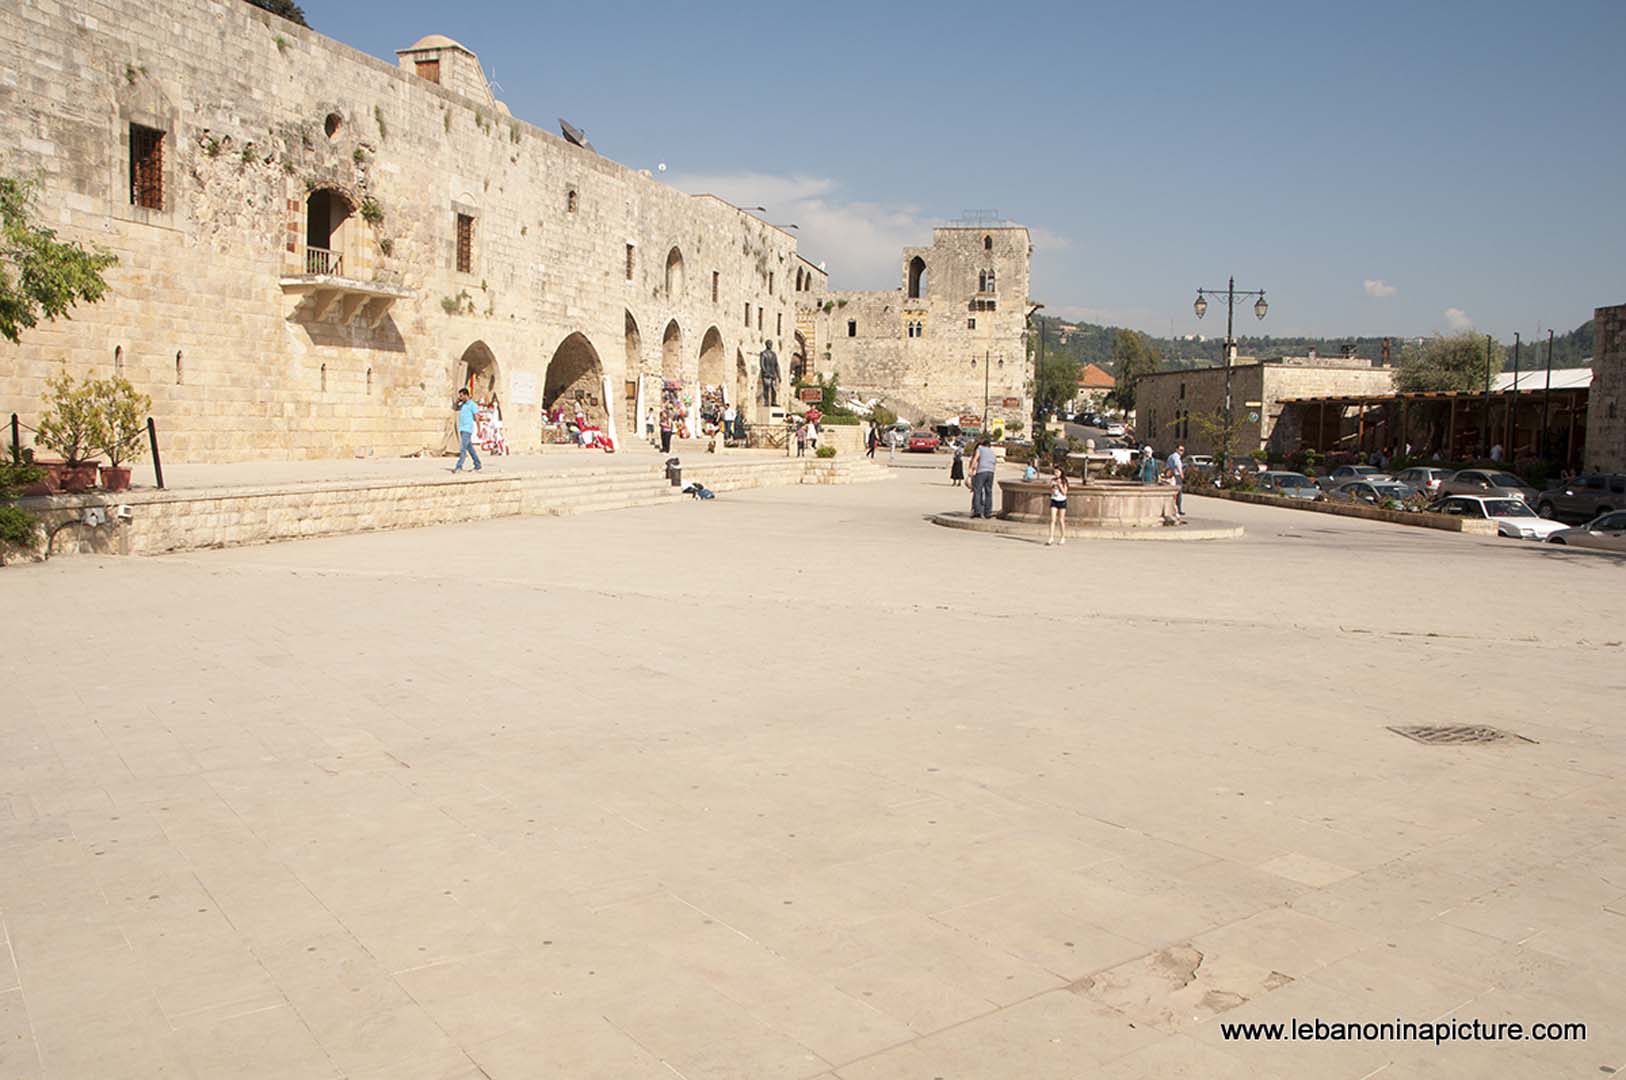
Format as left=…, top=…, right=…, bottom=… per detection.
left=870, top=404, right=897, bottom=428
left=815, top=444, right=836, bottom=458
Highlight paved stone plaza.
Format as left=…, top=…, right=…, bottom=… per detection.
left=2, top=467, right=1624, bottom=1079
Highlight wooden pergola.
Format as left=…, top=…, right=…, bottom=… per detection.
left=1276, top=386, right=1589, bottom=467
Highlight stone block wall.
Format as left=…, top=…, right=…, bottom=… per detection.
left=0, top=0, right=798, bottom=462
left=1588, top=303, right=1624, bottom=472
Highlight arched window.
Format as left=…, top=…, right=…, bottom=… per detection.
left=979, top=268, right=996, bottom=294
left=320, top=363, right=327, bottom=392
left=907, top=256, right=927, bottom=299
left=664, top=246, right=684, bottom=296
left=983, top=234, right=993, bottom=251
left=114, top=345, right=124, bottom=374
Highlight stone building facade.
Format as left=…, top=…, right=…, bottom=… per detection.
left=1588, top=302, right=1625, bottom=472
left=0, top=0, right=806, bottom=461
left=794, top=227, right=1031, bottom=428
left=1134, top=358, right=1396, bottom=456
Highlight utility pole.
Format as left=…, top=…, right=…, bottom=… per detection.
left=1481, top=334, right=1493, bottom=459
left=1508, top=332, right=1520, bottom=454
left=1541, top=329, right=1554, bottom=461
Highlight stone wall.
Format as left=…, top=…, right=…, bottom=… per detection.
left=798, top=227, right=1029, bottom=426
left=0, top=0, right=800, bottom=462
left=1588, top=303, right=1624, bottom=472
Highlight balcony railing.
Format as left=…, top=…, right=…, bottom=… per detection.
left=305, top=246, right=343, bottom=276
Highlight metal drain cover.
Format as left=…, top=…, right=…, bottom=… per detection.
left=1388, top=724, right=1535, bottom=746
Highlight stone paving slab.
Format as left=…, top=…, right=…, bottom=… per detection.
left=1, top=469, right=1622, bottom=1078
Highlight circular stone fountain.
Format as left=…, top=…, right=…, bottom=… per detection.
left=930, top=477, right=1242, bottom=541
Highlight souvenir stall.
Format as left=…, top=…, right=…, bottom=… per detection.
left=475, top=399, right=509, bottom=456
left=661, top=380, right=694, bottom=440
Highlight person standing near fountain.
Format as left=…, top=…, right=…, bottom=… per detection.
left=967, top=438, right=998, bottom=519
left=1167, top=443, right=1186, bottom=518
left=1047, top=465, right=1069, bottom=546
left=949, top=440, right=965, bottom=486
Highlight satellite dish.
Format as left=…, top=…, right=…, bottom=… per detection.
left=657, top=162, right=667, bottom=172
left=558, top=118, right=593, bottom=151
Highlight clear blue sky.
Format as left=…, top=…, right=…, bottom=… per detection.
left=308, top=0, right=1626, bottom=342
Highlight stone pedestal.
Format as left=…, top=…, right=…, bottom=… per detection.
left=998, top=479, right=1175, bottom=526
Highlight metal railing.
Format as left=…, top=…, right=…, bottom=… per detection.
left=305, top=246, right=343, bottom=275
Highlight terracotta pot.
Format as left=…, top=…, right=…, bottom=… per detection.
left=21, top=460, right=62, bottom=496
left=61, top=463, right=100, bottom=493
left=99, top=465, right=132, bottom=492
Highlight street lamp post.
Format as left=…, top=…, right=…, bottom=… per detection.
left=1193, top=277, right=1268, bottom=476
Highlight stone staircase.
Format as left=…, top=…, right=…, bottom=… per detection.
left=22, top=452, right=892, bottom=558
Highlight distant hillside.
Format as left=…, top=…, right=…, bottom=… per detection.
left=1035, top=317, right=1594, bottom=376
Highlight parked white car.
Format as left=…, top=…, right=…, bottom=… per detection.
left=1546, top=511, right=1626, bottom=552
left=1104, top=422, right=1126, bottom=437
left=1429, top=495, right=1568, bottom=540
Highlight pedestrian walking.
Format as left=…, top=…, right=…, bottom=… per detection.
left=1046, top=465, right=1069, bottom=546
left=795, top=422, right=807, bottom=457
left=949, top=440, right=965, bottom=485
left=659, top=408, right=674, bottom=453
left=967, top=437, right=998, bottom=518
left=1167, top=442, right=1186, bottom=518
left=865, top=423, right=878, bottom=459
left=452, top=388, right=482, bottom=473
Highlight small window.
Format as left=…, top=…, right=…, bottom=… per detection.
left=744, top=301, right=750, bottom=327
left=769, top=271, right=774, bottom=295
left=625, top=243, right=635, bottom=281
left=129, top=124, right=164, bottom=209
left=1179, top=382, right=1186, bottom=400
left=366, top=367, right=373, bottom=395
left=175, top=350, right=183, bottom=385
left=757, top=306, right=763, bottom=331
left=983, top=234, right=993, bottom=251
left=323, top=113, right=342, bottom=139
left=455, top=213, right=474, bottom=273
left=320, top=363, right=327, bottom=392
left=906, top=319, right=923, bottom=339
left=567, top=189, right=578, bottom=213
left=712, top=271, right=719, bottom=303
left=967, top=317, right=976, bottom=330
left=847, top=319, right=857, bottom=338
left=415, top=58, right=440, bottom=84
left=776, top=312, right=782, bottom=336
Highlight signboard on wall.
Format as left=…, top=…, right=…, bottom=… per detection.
left=799, top=387, right=823, bottom=402
left=510, top=371, right=538, bottom=406
left=1001, top=397, right=1021, bottom=408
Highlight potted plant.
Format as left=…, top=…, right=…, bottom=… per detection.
left=90, top=375, right=151, bottom=492
left=34, top=371, right=102, bottom=492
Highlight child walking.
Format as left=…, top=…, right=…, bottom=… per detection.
left=1047, top=465, right=1069, bottom=546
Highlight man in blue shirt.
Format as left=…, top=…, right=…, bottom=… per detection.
left=1166, top=443, right=1185, bottom=517
left=453, top=388, right=482, bottom=473
left=966, top=438, right=999, bottom=518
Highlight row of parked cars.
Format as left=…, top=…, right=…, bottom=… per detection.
left=1253, top=466, right=1626, bottom=550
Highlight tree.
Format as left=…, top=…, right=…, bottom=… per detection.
left=1109, top=329, right=1161, bottom=411
left=1396, top=332, right=1504, bottom=393
left=1032, top=350, right=1080, bottom=418
left=246, top=0, right=308, bottom=27
left=0, top=176, right=118, bottom=344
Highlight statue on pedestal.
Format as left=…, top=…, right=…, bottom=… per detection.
left=758, top=340, right=780, bottom=407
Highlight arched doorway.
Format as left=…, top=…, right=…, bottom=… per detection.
left=459, top=340, right=499, bottom=398
left=306, top=188, right=353, bottom=275
left=624, top=311, right=643, bottom=429
left=698, top=327, right=725, bottom=390
left=907, top=255, right=927, bottom=299
left=544, top=332, right=606, bottom=427
left=664, top=247, right=685, bottom=298
left=735, top=348, right=750, bottom=408
left=791, top=332, right=809, bottom=385
left=661, top=320, right=683, bottom=381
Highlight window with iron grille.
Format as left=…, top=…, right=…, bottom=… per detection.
left=455, top=214, right=474, bottom=273
left=129, top=124, right=164, bottom=209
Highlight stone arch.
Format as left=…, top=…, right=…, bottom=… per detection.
left=665, top=246, right=685, bottom=297
left=305, top=187, right=355, bottom=274
left=735, top=348, right=749, bottom=406
left=661, top=319, right=683, bottom=380
left=544, top=332, right=606, bottom=427
left=698, top=326, right=726, bottom=390
left=907, top=255, right=927, bottom=299
left=458, top=340, right=499, bottom=398
left=624, top=310, right=644, bottom=427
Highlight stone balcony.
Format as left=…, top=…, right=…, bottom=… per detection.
left=280, top=247, right=416, bottom=328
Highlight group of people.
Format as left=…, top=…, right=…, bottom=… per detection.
left=794, top=415, right=822, bottom=457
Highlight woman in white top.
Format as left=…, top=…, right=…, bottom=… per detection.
left=1047, top=466, right=1069, bottom=546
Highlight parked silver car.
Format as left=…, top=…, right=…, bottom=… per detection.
left=1318, top=464, right=1389, bottom=488
left=1546, top=510, right=1626, bottom=552
left=1534, top=473, right=1626, bottom=523
left=1437, top=468, right=1540, bottom=505
left=1328, top=480, right=1415, bottom=506
left=1392, top=466, right=1454, bottom=497
left=1257, top=471, right=1320, bottom=500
